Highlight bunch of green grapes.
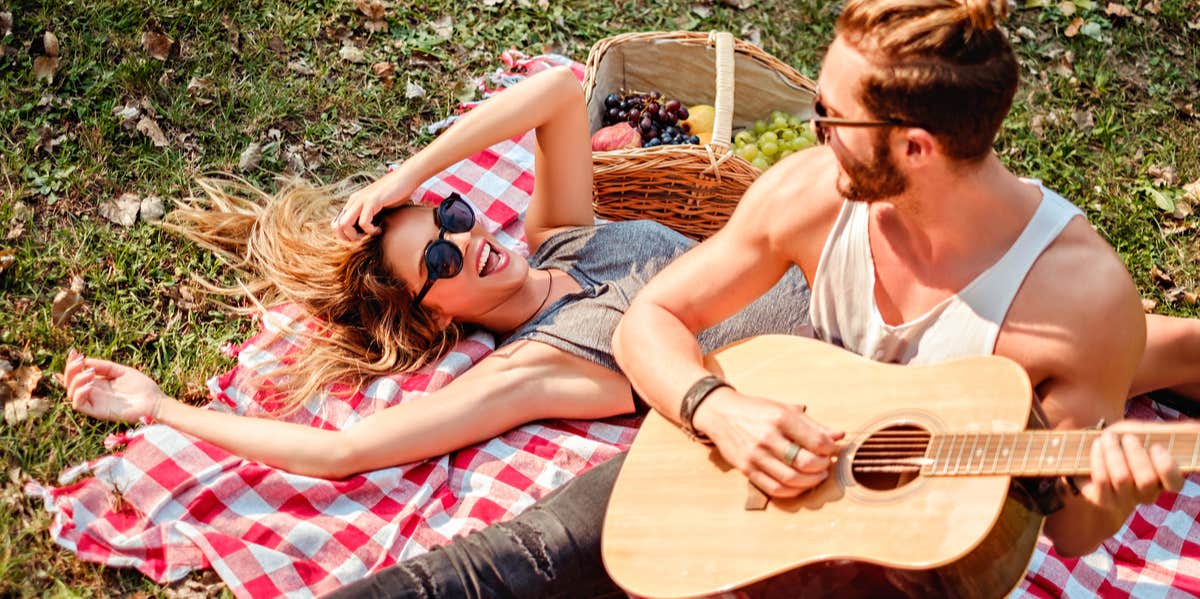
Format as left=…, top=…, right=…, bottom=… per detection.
left=733, top=111, right=817, bottom=171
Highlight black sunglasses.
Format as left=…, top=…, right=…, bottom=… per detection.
left=411, top=193, right=476, bottom=307
left=811, top=93, right=919, bottom=145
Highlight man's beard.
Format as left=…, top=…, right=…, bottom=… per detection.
left=836, top=140, right=908, bottom=202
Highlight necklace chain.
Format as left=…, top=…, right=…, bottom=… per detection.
left=528, top=270, right=554, bottom=323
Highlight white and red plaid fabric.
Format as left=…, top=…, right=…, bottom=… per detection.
left=28, top=52, right=1200, bottom=599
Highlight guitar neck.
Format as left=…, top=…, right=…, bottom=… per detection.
left=893, top=430, right=1200, bottom=477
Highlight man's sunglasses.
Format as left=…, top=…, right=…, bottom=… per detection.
left=411, top=193, right=476, bottom=307
left=811, top=94, right=921, bottom=145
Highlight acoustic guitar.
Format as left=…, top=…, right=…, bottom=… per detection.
left=602, top=335, right=1197, bottom=599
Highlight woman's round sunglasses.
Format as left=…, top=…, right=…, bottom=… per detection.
left=411, top=193, right=476, bottom=307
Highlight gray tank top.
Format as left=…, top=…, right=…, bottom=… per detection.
left=500, top=221, right=812, bottom=372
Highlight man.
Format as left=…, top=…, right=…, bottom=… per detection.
left=332, top=1, right=1186, bottom=596
left=612, top=0, right=1182, bottom=560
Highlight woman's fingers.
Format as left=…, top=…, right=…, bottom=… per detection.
left=333, top=199, right=365, bottom=241
left=356, top=203, right=381, bottom=237
left=66, top=366, right=94, bottom=404
left=80, top=356, right=133, bottom=379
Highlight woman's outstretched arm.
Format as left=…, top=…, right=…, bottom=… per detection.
left=334, top=65, right=594, bottom=251
left=64, top=343, right=631, bottom=479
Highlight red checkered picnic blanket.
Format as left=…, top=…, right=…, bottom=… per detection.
left=28, top=52, right=1200, bottom=598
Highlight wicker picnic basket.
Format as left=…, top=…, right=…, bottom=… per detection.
left=583, top=31, right=817, bottom=240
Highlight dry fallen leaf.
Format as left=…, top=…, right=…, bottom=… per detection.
left=372, top=61, right=394, bottom=78
left=136, top=116, right=169, bottom=147
left=1071, top=109, right=1094, bottom=131
left=187, top=77, right=214, bottom=105
left=1184, top=291, right=1199, bottom=306
left=1058, top=1, right=1077, bottom=16
left=221, top=15, right=241, bottom=54
left=140, top=196, right=165, bottom=222
left=3, top=364, right=46, bottom=425
left=1148, top=164, right=1178, bottom=187
left=721, top=0, right=755, bottom=8
left=372, top=61, right=395, bottom=87
left=1065, top=17, right=1084, bottom=37
left=238, top=142, right=262, bottom=172
left=1104, top=2, right=1134, bottom=17
left=354, top=0, right=388, bottom=31
left=33, top=56, right=59, bottom=83
left=1141, top=297, right=1157, bottom=312
left=741, top=24, right=763, bottom=47
left=51, top=275, right=86, bottom=327
left=42, top=31, right=60, bottom=57
left=114, top=103, right=141, bottom=128
left=0, top=12, right=11, bottom=37
left=1165, top=286, right=1186, bottom=302
left=100, top=192, right=141, bottom=227
left=339, top=44, right=366, bottom=64
left=268, top=35, right=286, bottom=54
left=287, top=60, right=315, bottom=76
left=142, top=30, right=173, bottom=61
left=1144, top=0, right=1160, bottom=14
left=354, top=0, right=386, bottom=19
left=1150, top=265, right=1174, bottom=287
left=0, top=249, right=14, bottom=275
left=405, top=79, right=426, bottom=99
left=1172, top=199, right=1194, bottom=220
left=432, top=15, right=453, bottom=39
left=1183, top=179, right=1200, bottom=203
left=692, top=4, right=713, bottom=18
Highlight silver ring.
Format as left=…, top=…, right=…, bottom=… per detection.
left=783, top=442, right=800, bottom=466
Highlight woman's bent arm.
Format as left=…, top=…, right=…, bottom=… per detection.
left=66, top=342, right=632, bottom=479
left=335, top=66, right=594, bottom=248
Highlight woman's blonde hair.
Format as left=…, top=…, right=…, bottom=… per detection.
left=165, top=176, right=463, bottom=414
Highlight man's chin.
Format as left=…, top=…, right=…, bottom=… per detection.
left=837, top=175, right=905, bottom=203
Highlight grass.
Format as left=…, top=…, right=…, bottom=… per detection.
left=1, top=0, right=1197, bottom=595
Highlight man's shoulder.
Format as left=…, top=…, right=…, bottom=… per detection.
left=729, top=147, right=843, bottom=263
left=1028, top=216, right=1138, bottom=310
left=999, top=215, right=1145, bottom=384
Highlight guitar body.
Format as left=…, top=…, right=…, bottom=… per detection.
left=603, top=335, right=1043, bottom=598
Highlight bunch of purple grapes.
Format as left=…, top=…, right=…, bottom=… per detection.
left=602, top=90, right=701, bottom=148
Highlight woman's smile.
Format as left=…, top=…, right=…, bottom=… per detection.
left=476, top=239, right=508, bottom=277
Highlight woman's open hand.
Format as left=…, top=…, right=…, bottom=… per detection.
left=332, top=169, right=420, bottom=242
left=64, top=350, right=170, bottom=423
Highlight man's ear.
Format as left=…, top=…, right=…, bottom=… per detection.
left=899, top=128, right=937, bottom=169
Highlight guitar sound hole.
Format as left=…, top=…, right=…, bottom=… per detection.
left=850, top=424, right=930, bottom=491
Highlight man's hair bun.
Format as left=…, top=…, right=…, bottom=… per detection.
left=962, top=0, right=1008, bottom=32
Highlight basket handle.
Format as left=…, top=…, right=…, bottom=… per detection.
left=709, top=31, right=735, bottom=151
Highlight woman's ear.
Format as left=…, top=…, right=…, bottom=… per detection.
left=430, top=308, right=454, bottom=330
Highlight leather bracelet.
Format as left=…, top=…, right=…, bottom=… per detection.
left=679, top=375, right=732, bottom=444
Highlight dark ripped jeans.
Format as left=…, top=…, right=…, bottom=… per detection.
left=326, top=453, right=626, bottom=599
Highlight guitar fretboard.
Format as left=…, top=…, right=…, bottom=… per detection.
left=915, top=431, right=1200, bottom=477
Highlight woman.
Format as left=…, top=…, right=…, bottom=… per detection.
left=62, top=65, right=812, bottom=478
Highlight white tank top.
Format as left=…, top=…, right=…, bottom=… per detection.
left=808, top=183, right=1083, bottom=365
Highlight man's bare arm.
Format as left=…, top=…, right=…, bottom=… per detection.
left=613, top=150, right=844, bottom=496
left=1005, top=231, right=1183, bottom=556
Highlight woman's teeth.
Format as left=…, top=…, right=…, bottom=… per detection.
left=477, top=243, right=491, bottom=276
